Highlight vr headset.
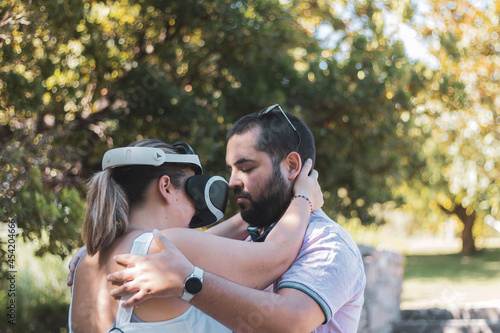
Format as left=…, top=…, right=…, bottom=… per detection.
left=102, top=143, right=228, bottom=228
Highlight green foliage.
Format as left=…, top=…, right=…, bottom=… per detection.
left=397, top=1, right=500, bottom=253
left=0, top=240, right=71, bottom=332
left=2, top=166, right=84, bottom=263
left=300, top=0, right=425, bottom=224
left=1, top=0, right=499, bottom=263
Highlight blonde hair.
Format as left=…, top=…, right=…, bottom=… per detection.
left=82, top=169, right=129, bottom=256
left=82, top=139, right=194, bottom=256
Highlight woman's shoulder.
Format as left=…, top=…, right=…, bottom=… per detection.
left=76, top=230, right=151, bottom=280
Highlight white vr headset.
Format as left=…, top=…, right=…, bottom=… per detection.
left=102, top=146, right=228, bottom=228
left=102, top=147, right=203, bottom=174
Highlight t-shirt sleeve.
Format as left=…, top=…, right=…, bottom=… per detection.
left=275, top=226, right=365, bottom=324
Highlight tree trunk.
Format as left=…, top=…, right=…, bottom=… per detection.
left=454, top=204, right=477, bottom=255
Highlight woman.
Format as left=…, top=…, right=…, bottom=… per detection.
left=69, top=139, right=322, bottom=332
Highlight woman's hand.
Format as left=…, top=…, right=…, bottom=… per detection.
left=293, top=159, right=323, bottom=211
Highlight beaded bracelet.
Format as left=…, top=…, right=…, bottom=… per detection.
left=292, top=194, right=313, bottom=214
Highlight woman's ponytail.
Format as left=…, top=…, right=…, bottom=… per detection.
left=82, top=169, right=129, bottom=256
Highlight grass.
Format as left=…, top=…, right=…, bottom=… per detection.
left=346, top=219, right=500, bottom=310
left=404, top=248, right=500, bottom=281
left=346, top=224, right=500, bottom=310
left=401, top=245, right=500, bottom=310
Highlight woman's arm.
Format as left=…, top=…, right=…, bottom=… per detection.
left=204, top=213, right=249, bottom=240
left=155, top=159, right=322, bottom=289
left=66, top=215, right=249, bottom=287
left=108, top=160, right=322, bottom=299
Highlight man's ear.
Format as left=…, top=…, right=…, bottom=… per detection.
left=284, top=152, right=302, bottom=180
left=158, top=175, right=173, bottom=203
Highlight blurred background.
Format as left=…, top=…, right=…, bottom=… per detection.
left=0, top=0, right=499, bottom=331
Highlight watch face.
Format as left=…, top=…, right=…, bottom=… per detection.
left=185, top=277, right=203, bottom=294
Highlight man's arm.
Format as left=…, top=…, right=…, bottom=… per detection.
left=194, top=272, right=326, bottom=333
left=69, top=160, right=320, bottom=288
left=109, top=231, right=326, bottom=333
left=107, top=161, right=323, bottom=292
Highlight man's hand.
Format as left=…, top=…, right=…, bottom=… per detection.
left=67, top=245, right=88, bottom=286
left=107, top=229, right=193, bottom=307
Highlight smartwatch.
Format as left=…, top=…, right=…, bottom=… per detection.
left=181, top=266, right=204, bottom=302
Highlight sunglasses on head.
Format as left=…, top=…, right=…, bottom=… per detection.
left=258, top=104, right=301, bottom=151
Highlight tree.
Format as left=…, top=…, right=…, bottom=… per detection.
left=0, top=0, right=336, bottom=264
left=290, top=0, right=425, bottom=225
left=1, top=0, right=460, bottom=264
left=402, top=0, right=500, bottom=254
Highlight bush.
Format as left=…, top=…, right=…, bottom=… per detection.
left=0, top=237, right=71, bottom=332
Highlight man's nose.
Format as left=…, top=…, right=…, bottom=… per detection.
left=228, top=172, right=243, bottom=189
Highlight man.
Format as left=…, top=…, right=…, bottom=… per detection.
left=75, top=105, right=366, bottom=332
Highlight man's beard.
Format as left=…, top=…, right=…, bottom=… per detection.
left=235, top=166, right=294, bottom=228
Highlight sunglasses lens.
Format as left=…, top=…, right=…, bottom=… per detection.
left=258, top=104, right=278, bottom=116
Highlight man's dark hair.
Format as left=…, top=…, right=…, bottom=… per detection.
left=227, top=107, right=316, bottom=168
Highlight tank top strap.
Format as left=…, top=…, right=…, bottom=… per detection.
left=68, top=249, right=88, bottom=332
left=114, top=232, right=154, bottom=326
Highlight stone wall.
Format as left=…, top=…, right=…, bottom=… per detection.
left=357, top=244, right=405, bottom=333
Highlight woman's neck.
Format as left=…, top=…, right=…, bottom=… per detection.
left=128, top=204, right=167, bottom=231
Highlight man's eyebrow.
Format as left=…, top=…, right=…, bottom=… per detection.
left=228, top=158, right=254, bottom=169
